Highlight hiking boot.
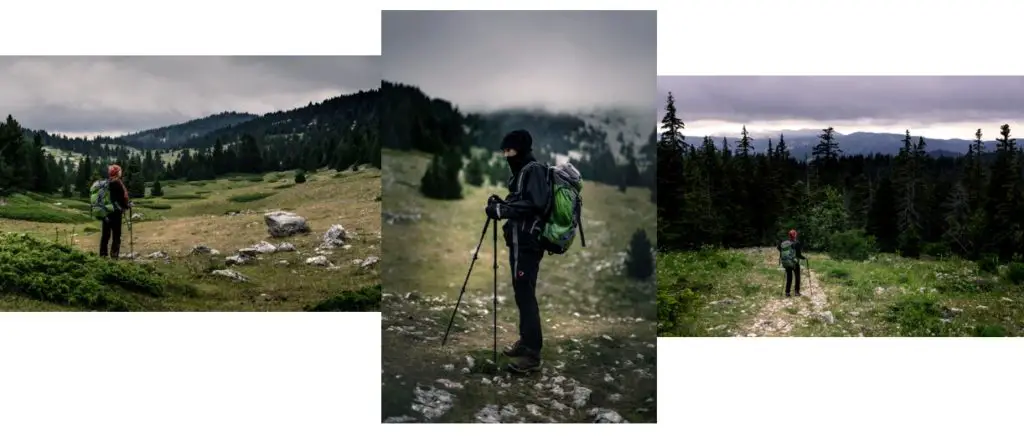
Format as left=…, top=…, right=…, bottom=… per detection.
left=785, top=293, right=791, bottom=297
left=795, top=291, right=802, bottom=297
left=503, top=340, right=528, bottom=358
left=507, top=353, right=542, bottom=374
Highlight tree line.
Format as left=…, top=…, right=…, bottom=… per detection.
left=382, top=81, right=656, bottom=202
left=657, top=92, right=1024, bottom=262
left=0, top=89, right=380, bottom=200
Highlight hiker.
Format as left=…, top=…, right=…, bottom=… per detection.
left=778, top=229, right=807, bottom=297
left=485, top=129, right=551, bottom=373
left=92, top=164, right=131, bottom=258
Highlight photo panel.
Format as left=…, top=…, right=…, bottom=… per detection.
left=656, top=75, right=1024, bottom=338
left=0, top=56, right=382, bottom=313
left=380, top=10, right=658, bottom=423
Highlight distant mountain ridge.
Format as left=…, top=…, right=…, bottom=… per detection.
left=680, top=129, right=1002, bottom=158
left=118, top=112, right=258, bottom=149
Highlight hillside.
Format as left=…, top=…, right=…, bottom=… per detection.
left=381, top=150, right=656, bottom=423
left=381, top=81, right=655, bottom=195
left=658, top=248, right=1024, bottom=337
left=0, top=167, right=382, bottom=312
left=118, top=112, right=258, bottom=149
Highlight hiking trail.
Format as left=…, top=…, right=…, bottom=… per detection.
left=737, top=247, right=833, bottom=337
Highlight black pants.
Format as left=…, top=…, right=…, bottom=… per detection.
left=785, top=265, right=801, bottom=295
left=99, top=212, right=123, bottom=258
left=509, top=245, right=544, bottom=352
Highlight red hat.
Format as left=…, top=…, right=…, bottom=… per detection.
left=788, top=229, right=798, bottom=240
left=109, top=164, right=122, bottom=178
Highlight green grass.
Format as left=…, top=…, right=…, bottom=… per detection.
left=659, top=246, right=1024, bottom=337
left=162, top=193, right=205, bottom=200
left=380, top=149, right=656, bottom=423
left=306, top=284, right=381, bottom=311
left=0, top=194, right=94, bottom=224
left=228, top=192, right=275, bottom=203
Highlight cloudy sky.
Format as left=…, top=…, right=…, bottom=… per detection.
left=659, top=76, right=1024, bottom=140
left=0, top=56, right=380, bottom=138
left=382, top=10, right=656, bottom=113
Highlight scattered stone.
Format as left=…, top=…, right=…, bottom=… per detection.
left=225, top=254, right=254, bottom=266
left=305, top=255, right=332, bottom=267
left=238, top=247, right=259, bottom=257
left=411, top=385, right=454, bottom=421
left=131, top=213, right=144, bottom=221
left=263, top=211, right=310, bottom=237
left=277, top=260, right=289, bottom=265
left=320, top=224, right=348, bottom=248
left=189, top=244, right=220, bottom=256
left=146, top=251, right=168, bottom=259
left=211, top=269, right=249, bottom=282
left=572, top=386, right=592, bottom=408
left=276, top=242, right=296, bottom=252
left=361, top=256, right=380, bottom=268
left=818, top=311, right=836, bottom=324
left=383, top=211, right=422, bottom=225
left=252, top=241, right=277, bottom=254
left=435, top=379, right=464, bottom=390
left=475, top=404, right=501, bottom=423
left=383, top=415, right=417, bottom=423
left=588, top=408, right=627, bottom=423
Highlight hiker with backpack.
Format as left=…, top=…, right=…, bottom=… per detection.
left=778, top=229, right=807, bottom=297
left=91, top=164, right=132, bottom=258
left=484, top=129, right=585, bottom=373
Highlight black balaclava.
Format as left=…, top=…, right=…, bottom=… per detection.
left=501, top=129, right=535, bottom=175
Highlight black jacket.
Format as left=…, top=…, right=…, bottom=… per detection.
left=497, top=159, right=550, bottom=250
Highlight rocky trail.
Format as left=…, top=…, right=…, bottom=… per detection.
left=736, top=247, right=835, bottom=337
left=381, top=285, right=657, bottom=423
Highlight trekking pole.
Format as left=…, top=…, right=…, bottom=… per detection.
left=441, top=218, right=492, bottom=347
left=128, top=206, right=134, bottom=258
left=492, top=217, right=498, bottom=369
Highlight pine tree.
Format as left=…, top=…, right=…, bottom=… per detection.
left=625, top=228, right=655, bottom=280
left=151, top=178, right=164, bottom=197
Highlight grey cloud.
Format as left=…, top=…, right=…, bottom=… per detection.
left=658, top=76, right=1024, bottom=125
left=0, top=56, right=380, bottom=134
left=382, top=10, right=656, bottom=113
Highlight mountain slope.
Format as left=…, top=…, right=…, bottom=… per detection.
left=119, top=112, right=258, bottom=149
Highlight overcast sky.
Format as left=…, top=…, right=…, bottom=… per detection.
left=659, top=76, right=1024, bottom=140
left=0, top=56, right=380, bottom=138
left=382, top=10, right=656, bottom=113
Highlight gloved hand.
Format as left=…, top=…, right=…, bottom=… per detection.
left=128, top=201, right=135, bottom=208
left=485, top=202, right=503, bottom=220
left=487, top=195, right=503, bottom=206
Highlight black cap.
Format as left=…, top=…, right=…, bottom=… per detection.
left=500, top=129, right=532, bottom=153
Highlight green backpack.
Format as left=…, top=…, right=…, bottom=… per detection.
left=89, top=179, right=116, bottom=220
left=779, top=240, right=798, bottom=268
left=538, top=162, right=586, bottom=255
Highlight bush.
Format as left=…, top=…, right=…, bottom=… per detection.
left=306, top=284, right=381, bottom=312
left=420, top=151, right=463, bottom=200
left=1005, top=263, right=1024, bottom=285
left=464, top=155, right=486, bottom=187
left=884, top=292, right=947, bottom=336
left=228, top=192, right=274, bottom=203
left=921, top=242, right=950, bottom=258
left=150, top=179, right=164, bottom=197
left=977, top=255, right=1001, bottom=275
left=294, top=170, right=307, bottom=184
left=625, top=229, right=655, bottom=280
left=657, top=287, right=698, bottom=335
left=0, top=233, right=172, bottom=310
left=828, top=229, right=877, bottom=261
